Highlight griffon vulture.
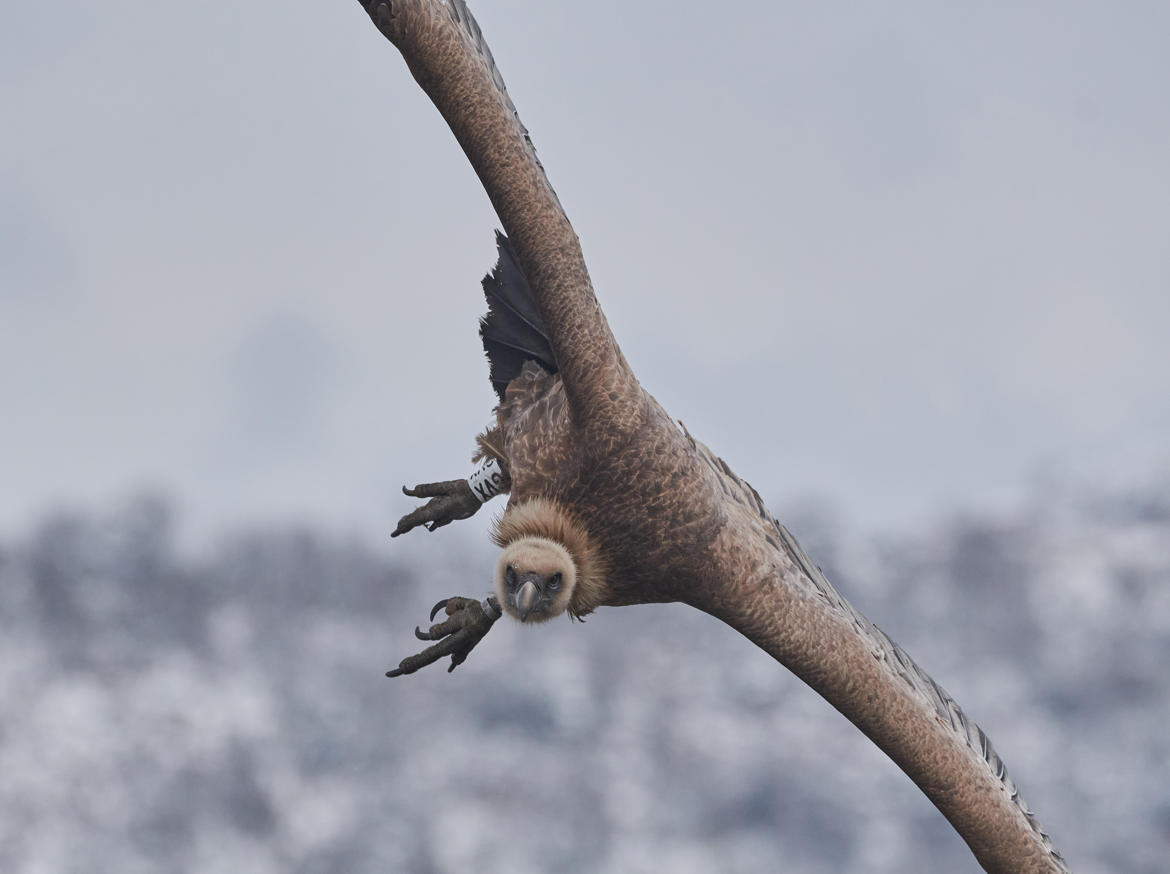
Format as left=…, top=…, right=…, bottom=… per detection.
left=358, top=2, right=1069, bottom=871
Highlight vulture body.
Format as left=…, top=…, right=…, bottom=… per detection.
left=359, top=2, right=1069, bottom=872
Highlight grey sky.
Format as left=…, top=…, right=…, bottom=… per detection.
left=2, top=1, right=1167, bottom=547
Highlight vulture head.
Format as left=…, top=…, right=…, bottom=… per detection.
left=494, top=536, right=576, bottom=622
left=491, top=498, right=605, bottom=622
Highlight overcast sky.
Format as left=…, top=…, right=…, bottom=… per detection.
left=2, top=1, right=1167, bottom=549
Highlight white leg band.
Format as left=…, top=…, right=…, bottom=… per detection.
left=467, top=456, right=506, bottom=503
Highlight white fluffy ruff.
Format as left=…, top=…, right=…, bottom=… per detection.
left=491, top=498, right=608, bottom=620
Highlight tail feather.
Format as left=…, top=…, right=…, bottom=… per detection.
left=480, top=231, right=557, bottom=400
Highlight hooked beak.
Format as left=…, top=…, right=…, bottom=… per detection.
left=515, top=579, right=541, bottom=622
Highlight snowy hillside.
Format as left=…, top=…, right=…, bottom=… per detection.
left=1, top=484, right=1166, bottom=873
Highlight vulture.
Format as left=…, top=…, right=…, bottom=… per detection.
left=358, top=2, right=1069, bottom=872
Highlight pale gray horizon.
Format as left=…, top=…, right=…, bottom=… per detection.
left=2, top=1, right=1168, bottom=550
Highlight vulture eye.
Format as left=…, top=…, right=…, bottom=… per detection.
left=505, top=564, right=517, bottom=588
left=547, top=572, right=562, bottom=591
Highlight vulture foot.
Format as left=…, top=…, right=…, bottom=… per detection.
left=391, top=479, right=481, bottom=537
left=386, top=596, right=501, bottom=677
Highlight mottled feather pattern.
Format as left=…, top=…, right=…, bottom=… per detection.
left=495, top=363, right=578, bottom=502
left=488, top=359, right=1067, bottom=870
left=439, top=0, right=565, bottom=215
left=682, top=427, right=1069, bottom=872
left=472, top=425, right=509, bottom=466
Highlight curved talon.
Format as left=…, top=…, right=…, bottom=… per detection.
left=392, top=478, right=483, bottom=538
left=387, top=595, right=501, bottom=678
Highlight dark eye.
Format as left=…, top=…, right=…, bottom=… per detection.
left=547, top=572, right=562, bottom=591
left=505, top=564, right=517, bottom=588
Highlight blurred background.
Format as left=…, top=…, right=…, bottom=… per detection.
left=1, top=1, right=1167, bottom=871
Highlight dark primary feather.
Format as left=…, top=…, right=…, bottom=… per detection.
left=479, top=231, right=558, bottom=401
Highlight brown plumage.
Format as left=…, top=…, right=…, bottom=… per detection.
left=491, top=495, right=608, bottom=622
left=360, top=2, right=1069, bottom=872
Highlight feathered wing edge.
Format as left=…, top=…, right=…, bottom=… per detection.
left=479, top=232, right=558, bottom=402
left=682, top=426, right=1070, bottom=874
left=361, top=0, right=639, bottom=426
left=439, top=0, right=565, bottom=218
left=776, top=527, right=1069, bottom=872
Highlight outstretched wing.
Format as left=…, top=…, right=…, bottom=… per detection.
left=359, top=4, right=1068, bottom=871
left=360, top=0, right=640, bottom=428
left=681, top=430, right=1069, bottom=874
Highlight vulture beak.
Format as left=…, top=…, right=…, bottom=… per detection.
left=515, top=578, right=542, bottom=622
